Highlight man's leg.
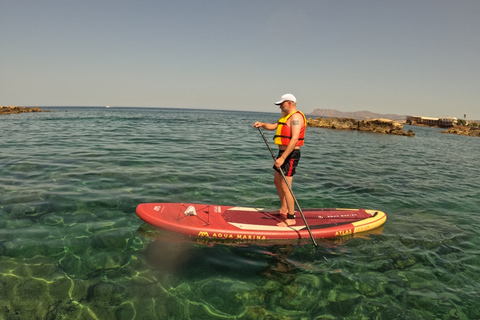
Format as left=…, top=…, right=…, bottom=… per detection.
left=274, top=171, right=288, bottom=215
left=276, top=173, right=296, bottom=227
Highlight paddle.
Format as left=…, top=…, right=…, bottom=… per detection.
left=257, top=127, right=318, bottom=248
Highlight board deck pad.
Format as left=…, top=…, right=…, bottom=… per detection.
left=136, top=203, right=386, bottom=240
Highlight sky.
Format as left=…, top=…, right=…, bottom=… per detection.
left=1, top=0, right=480, bottom=119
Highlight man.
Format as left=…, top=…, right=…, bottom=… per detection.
left=253, top=93, right=306, bottom=227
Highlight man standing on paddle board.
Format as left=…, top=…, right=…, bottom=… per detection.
left=253, top=93, right=306, bottom=227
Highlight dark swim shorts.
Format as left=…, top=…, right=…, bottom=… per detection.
left=273, top=149, right=301, bottom=177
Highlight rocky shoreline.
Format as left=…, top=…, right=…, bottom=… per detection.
left=0, top=106, right=49, bottom=115
left=307, top=117, right=415, bottom=137
left=441, top=126, right=480, bottom=137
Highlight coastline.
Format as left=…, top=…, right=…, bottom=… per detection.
left=407, top=122, right=480, bottom=137
left=441, top=126, right=480, bottom=137
left=0, top=106, right=49, bottom=115
left=307, top=117, right=415, bottom=137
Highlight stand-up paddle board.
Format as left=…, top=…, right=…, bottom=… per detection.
left=136, top=203, right=386, bottom=240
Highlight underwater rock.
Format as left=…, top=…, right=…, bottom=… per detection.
left=327, top=296, right=362, bottom=318
left=404, top=290, right=442, bottom=315
left=262, top=279, right=283, bottom=292
left=354, top=272, right=388, bottom=297
left=49, top=276, right=74, bottom=301
left=0, top=209, right=8, bottom=225
left=44, top=300, right=84, bottom=320
left=280, top=283, right=319, bottom=310
left=69, top=278, right=91, bottom=302
left=91, top=252, right=129, bottom=271
left=87, top=281, right=128, bottom=305
left=9, top=162, right=38, bottom=172
left=42, top=214, right=64, bottom=226
left=13, top=257, right=62, bottom=281
left=58, top=248, right=129, bottom=279
left=10, top=204, right=37, bottom=218
left=297, top=273, right=322, bottom=289
left=6, top=277, right=53, bottom=319
left=0, top=227, right=16, bottom=242
left=115, top=302, right=136, bottom=320
left=91, top=230, right=130, bottom=251
left=195, top=278, right=252, bottom=315
left=3, top=239, right=57, bottom=259
left=354, top=280, right=382, bottom=297
left=245, top=306, right=269, bottom=320
left=58, top=251, right=83, bottom=277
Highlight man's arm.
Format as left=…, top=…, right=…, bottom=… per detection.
left=253, top=121, right=278, bottom=131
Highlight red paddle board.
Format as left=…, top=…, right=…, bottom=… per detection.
left=136, top=203, right=386, bottom=240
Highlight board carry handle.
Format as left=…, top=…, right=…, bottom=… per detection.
left=257, top=127, right=318, bottom=248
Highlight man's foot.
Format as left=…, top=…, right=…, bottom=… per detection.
left=277, top=219, right=296, bottom=227
left=270, top=210, right=287, bottom=217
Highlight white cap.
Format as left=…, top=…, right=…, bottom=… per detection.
left=274, top=93, right=296, bottom=105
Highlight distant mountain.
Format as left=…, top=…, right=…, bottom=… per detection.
left=309, top=108, right=407, bottom=121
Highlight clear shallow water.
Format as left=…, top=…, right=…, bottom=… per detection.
left=1, top=107, right=479, bottom=319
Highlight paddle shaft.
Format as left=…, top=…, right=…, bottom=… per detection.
left=257, top=127, right=318, bottom=247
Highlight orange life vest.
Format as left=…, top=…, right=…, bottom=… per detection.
left=274, top=111, right=306, bottom=146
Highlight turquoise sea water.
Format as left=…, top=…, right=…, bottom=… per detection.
left=1, top=107, right=479, bottom=319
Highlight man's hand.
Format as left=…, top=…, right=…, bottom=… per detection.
left=274, top=157, right=285, bottom=168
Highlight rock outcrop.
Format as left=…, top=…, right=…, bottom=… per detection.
left=0, top=106, right=48, bottom=115
left=309, top=108, right=407, bottom=121
left=307, top=117, right=415, bottom=137
left=441, top=126, right=480, bottom=137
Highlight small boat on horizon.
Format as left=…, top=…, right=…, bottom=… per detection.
left=106, top=105, right=111, bottom=108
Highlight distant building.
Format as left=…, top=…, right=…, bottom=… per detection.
left=438, top=117, right=457, bottom=127
left=407, top=116, right=422, bottom=124
left=406, top=116, right=457, bottom=127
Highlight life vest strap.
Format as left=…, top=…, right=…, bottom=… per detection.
left=273, top=135, right=304, bottom=140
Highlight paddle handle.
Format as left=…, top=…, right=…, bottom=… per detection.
left=257, top=127, right=318, bottom=247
